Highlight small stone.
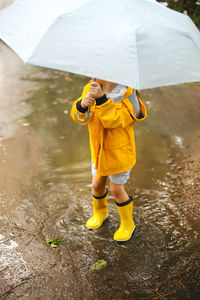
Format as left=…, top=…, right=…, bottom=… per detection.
left=165, top=159, right=173, bottom=165
left=22, top=122, right=30, bottom=127
left=170, top=164, right=176, bottom=168
left=181, top=177, right=193, bottom=186
left=124, top=290, right=131, bottom=296
left=166, top=172, right=178, bottom=179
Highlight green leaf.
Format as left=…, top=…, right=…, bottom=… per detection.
left=45, top=237, right=53, bottom=244
left=45, top=237, right=64, bottom=247
left=90, top=260, right=107, bottom=270
left=53, top=237, right=64, bottom=244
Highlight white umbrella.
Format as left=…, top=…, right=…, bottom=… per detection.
left=0, top=0, right=200, bottom=89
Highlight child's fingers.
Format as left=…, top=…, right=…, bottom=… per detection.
left=90, top=87, right=100, bottom=95
left=87, top=91, right=95, bottom=97
left=89, top=89, right=98, bottom=95
left=90, top=81, right=99, bottom=87
left=86, top=92, right=95, bottom=97
left=89, top=92, right=97, bottom=99
left=87, top=99, right=95, bottom=106
left=87, top=93, right=95, bottom=98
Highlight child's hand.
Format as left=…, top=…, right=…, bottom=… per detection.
left=81, top=93, right=95, bottom=108
left=89, top=81, right=104, bottom=99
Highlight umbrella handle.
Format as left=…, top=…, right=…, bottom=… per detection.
left=86, top=78, right=103, bottom=117
left=86, top=78, right=96, bottom=116
left=85, top=108, right=91, bottom=118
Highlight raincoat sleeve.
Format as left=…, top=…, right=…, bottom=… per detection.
left=130, top=91, right=147, bottom=123
left=94, top=93, right=147, bottom=129
left=70, top=83, right=92, bottom=125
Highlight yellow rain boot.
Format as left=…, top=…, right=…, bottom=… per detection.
left=114, top=196, right=135, bottom=242
left=86, top=188, right=108, bottom=229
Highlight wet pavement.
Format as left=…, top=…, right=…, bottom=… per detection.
left=0, top=2, right=200, bottom=299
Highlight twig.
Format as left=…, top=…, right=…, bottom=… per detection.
left=0, top=234, right=22, bottom=244
left=153, top=289, right=176, bottom=300
left=153, top=267, right=200, bottom=300
left=158, top=267, right=199, bottom=286
left=24, top=236, right=36, bottom=247
left=178, top=280, right=186, bottom=289
left=7, top=223, right=39, bottom=237
left=0, top=280, right=27, bottom=299
left=0, top=274, right=40, bottom=299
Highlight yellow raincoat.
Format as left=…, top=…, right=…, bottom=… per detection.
left=71, top=82, right=147, bottom=178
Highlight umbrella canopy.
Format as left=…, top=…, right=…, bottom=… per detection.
left=0, top=0, right=200, bottom=89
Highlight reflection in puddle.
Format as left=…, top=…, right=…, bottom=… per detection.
left=174, top=135, right=184, bottom=148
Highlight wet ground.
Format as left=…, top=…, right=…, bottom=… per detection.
left=0, top=2, right=200, bottom=299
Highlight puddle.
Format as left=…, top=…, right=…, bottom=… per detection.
left=0, top=33, right=200, bottom=299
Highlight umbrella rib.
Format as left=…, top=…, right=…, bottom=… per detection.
left=28, top=16, right=64, bottom=61
left=117, top=0, right=140, bottom=89
left=184, top=15, right=200, bottom=52
left=57, top=0, right=94, bottom=19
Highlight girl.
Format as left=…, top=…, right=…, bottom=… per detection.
left=71, top=79, right=146, bottom=242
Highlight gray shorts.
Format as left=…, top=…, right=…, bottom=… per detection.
left=91, top=161, right=132, bottom=184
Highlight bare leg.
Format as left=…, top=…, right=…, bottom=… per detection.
left=92, top=175, right=107, bottom=197
left=109, top=181, right=129, bottom=203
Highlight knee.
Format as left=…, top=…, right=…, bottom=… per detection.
left=92, top=181, right=101, bottom=193
left=110, top=183, right=121, bottom=199
left=92, top=180, right=105, bottom=196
